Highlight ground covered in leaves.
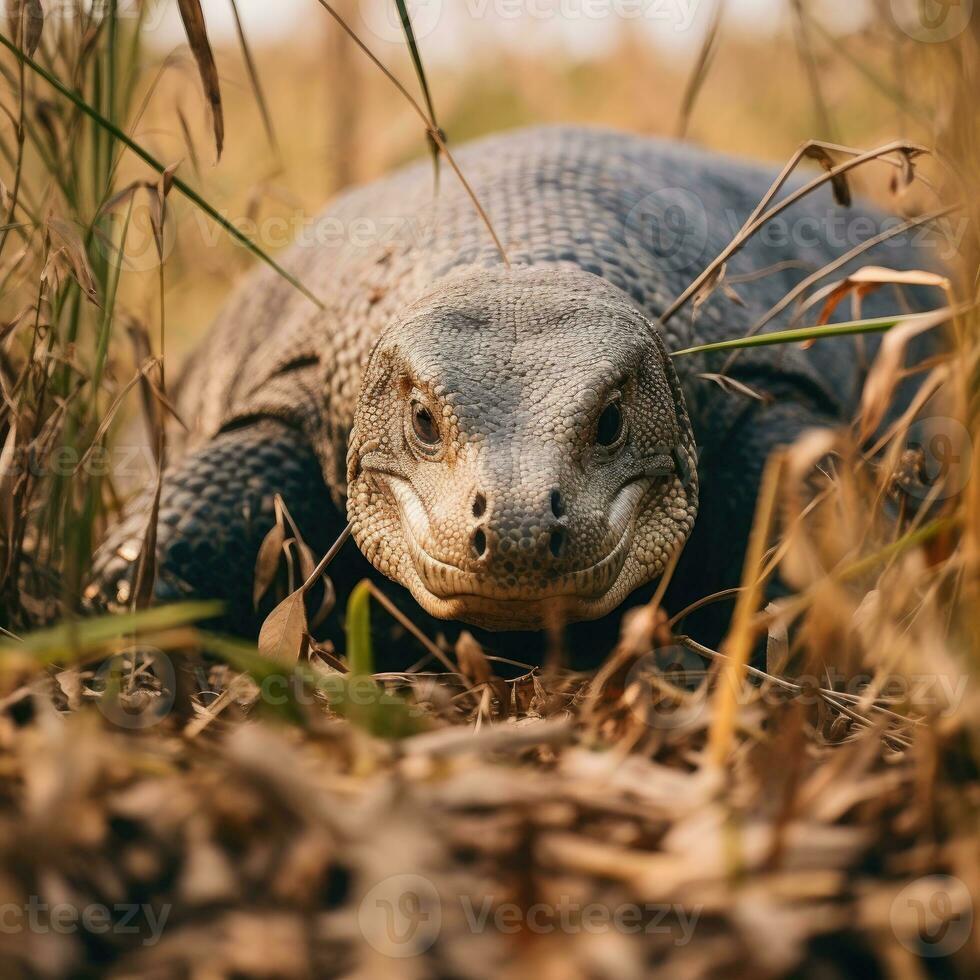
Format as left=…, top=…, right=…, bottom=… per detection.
left=0, top=602, right=976, bottom=980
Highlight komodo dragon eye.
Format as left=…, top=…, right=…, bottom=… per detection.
left=411, top=401, right=441, bottom=447
left=596, top=399, right=625, bottom=447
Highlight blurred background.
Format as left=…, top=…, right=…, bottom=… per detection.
left=108, top=0, right=960, bottom=361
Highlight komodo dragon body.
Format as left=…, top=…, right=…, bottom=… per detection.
left=92, top=126, right=940, bottom=648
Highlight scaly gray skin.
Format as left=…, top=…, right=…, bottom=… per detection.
left=89, top=126, right=941, bottom=640
left=346, top=267, right=696, bottom=630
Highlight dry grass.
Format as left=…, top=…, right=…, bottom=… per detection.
left=0, top=2, right=978, bottom=977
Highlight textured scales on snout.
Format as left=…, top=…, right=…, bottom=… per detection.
left=89, top=126, right=940, bottom=636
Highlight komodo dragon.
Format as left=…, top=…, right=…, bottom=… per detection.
left=90, top=126, right=941, bottom=655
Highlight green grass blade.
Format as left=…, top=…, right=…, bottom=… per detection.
left=392, top=0, right=437, bottom=126
left=345, top=578, right=374, bottom=676
left=202, top=632, right=426, bottom=738
left=0, top=601, right=223, bottom=667
left=0, top=31, right=324, bottom=310
left=670, top=311, right=943, bottom=357
left=392, top=0, right=441, bottom=184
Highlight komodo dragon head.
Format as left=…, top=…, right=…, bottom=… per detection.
left=346, top=266, right=698, bottom=630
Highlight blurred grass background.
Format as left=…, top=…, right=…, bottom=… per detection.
left=112, top=0, right=951, bottom=362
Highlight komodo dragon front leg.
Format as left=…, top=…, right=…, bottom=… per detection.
left=88, top=420, right=344, bottom=630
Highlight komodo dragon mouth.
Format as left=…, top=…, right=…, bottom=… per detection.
left=385, top=475, right=650, bottom=631
left=346, top=265, right=699, bottom=632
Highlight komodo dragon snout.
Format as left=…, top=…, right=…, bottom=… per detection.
left=346, top=266, right=699, bottom=631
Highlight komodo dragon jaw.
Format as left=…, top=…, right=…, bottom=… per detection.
left=345, top=266, right=699, bottom=631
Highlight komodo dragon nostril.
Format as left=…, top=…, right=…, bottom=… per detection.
left=472, top=528, right=487, bottom=558
left=550, top=490, right=564, bottom=517
left=549, top=528, right=566, bottom=559
left=472, top=492, right=487, bottom=518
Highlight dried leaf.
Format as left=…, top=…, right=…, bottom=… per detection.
left=892, top=147, right=918, bottom=193
left=765, top=602, right=790, bottom=675
left=307, top=574, right=336, bottom=632
left=131, top=446, right=165, bottom=611
left=54, top=667, right=82, bottom=709
left=228, top=0, right=280, bottom=158
left=295, top=541, right=316, bottom=585
left=258, top=591, right=307, bottom=666
left=859, top=306, right=952, bottom=441
left=844, top=265, right=949, bottom=290
left=151, top=163, right=179, bottom=262
left=810, top=265, right=949, bottom=348
left=46, top=219, right=99, bottom=305
left=0, top=422, right=18, bottom=535
left=803, top=145, right=851, bottom=207
left=692, top=262, right=726, bottom=312
left=8, top=0, right=43, bottom=57
left=815, top=266, right=947, bottom=329
left=253, top=521, right=286, bottom=609
left=721, top=278, right=746, bottom=307
left=455, top=631, right=492, bottom=687
left=697, top=373, right=773, bottom=403
left=177, top=0, right=224, bottom=161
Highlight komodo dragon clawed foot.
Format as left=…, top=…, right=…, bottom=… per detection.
left=88, top=421, right=337, bottom=631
